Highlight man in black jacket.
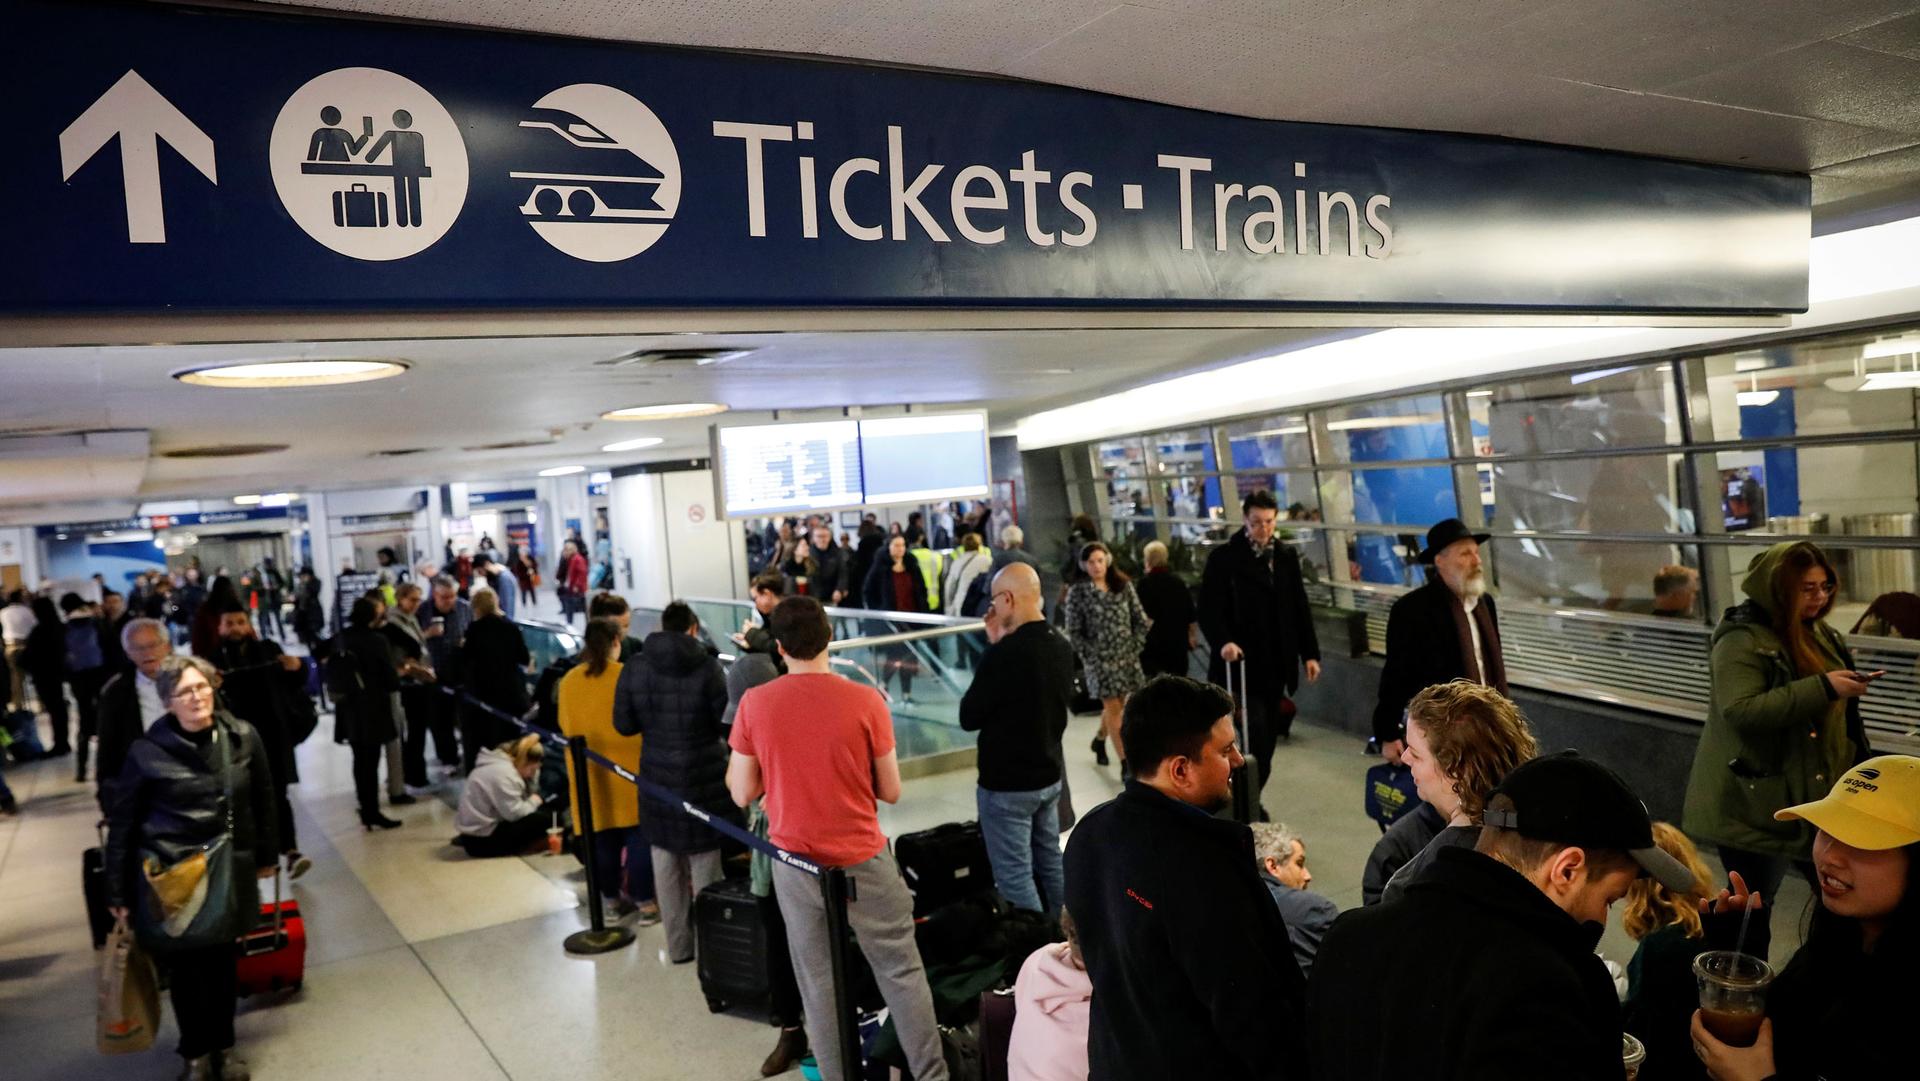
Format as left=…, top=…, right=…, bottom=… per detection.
left=782, top=521, right=852, bottom=604
left=1200, top=490, right=1321, bottom=812
left=210, top=603, right=315, bottom=877
left=94, top=617, right=174, bottom=814
left=1371, top=518, right=1506, bottom=762
left=1308, top=752, right=1696, bottom=1081
left=959, top=562, right=1073, bottom=915
left=1064, top=675, right=1306, bottom=1081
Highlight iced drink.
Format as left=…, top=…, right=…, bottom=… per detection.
left=1694, top=950, right=1774, bottom=1048
left=1621, top=1032, right=1645, bottom=1080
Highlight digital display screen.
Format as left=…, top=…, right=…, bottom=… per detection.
left=716, top=420, right=864, bottom=517
left=859, top=412, right=990, bottom=505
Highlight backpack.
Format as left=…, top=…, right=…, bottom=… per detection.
left=959, top=571, right=993, bottom=619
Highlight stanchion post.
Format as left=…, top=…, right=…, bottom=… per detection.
left=562, top=734, right=636, bottom=956
left=819, top=867, right=863, bottom=1081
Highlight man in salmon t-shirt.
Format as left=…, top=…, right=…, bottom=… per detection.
left=727, top=595, right=949, bottom=1081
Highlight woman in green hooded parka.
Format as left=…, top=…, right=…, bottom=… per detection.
left=1683, top=541, right=1875, bottom=905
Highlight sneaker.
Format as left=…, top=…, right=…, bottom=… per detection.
left=634, top=900, right=662, bottom=927
left=607, top=897, right=638, bottom=919
left=285, top=852, right=313, bottom=880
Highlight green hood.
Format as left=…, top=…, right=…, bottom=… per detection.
left=1738, top=540, right=1821, bottom=618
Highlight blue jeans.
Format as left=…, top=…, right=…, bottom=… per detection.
left=977, top=781, right=1064, bottom=915
left=591, top=824, right=655, bottom=902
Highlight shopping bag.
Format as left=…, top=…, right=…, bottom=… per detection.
left=98, top=916, right=159, bottom=1055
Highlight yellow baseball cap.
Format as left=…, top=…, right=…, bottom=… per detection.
left=1774, top=755, right=1920, bottom=850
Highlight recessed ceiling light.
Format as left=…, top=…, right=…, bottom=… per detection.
left=602, top=402, right=728, bottom=421
left=538, top=465, right=586, bottom=477
left=601, top=436, right=665, bottom=452
left=232, top=495, right=264, bottom=505
left=174, top=359, right=408, bottom=388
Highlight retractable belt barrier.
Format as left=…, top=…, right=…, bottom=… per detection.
left=426, top=682, right=863, bottom=1081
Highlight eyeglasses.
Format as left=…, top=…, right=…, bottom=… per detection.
left=1799, top=582, right=1837, bottom=597
left=170, top=683, right=214, bottom=702
left=984, top=590, right=1012, bottom=611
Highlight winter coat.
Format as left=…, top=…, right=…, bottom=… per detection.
left=613, top=631, right=738, bottom=853
left=455, top=745, right=542, bottom=837
left=1370, top=577, right=1506, bottom=744
left=1258, top=870, right=1341, bottom=978
left=783, top=541, right=852, bottom=600
left=333, top=624, right=400, bottom=746
left=460, top=615, right=531, bottom=716
left=93, top=670, right=149, bottom=812
left=1308, top=846, right=1622, bottom=1081
left=210, top=637, right=306, bottom=787
left=556, top=660, right=640, bottom=835
left=1682, top=542, right=1869, bottom=858
left=1063, top=783, right=1305, bottom=1081
left=1360, top=800, right=1445, bottom=906
left=103, top=712, right=279, bottom=934
left=942, top=548, right=993, bottom=617
left=1008, top=941, right=1092, bottom=1081
left=863, top=554, right=932, bottom=613
left=1199, top=531, right=1320, bottom=699
left=1135, top=567, right=1196, bottom=678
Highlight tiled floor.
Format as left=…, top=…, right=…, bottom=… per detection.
left=0, top=705, right=1808, bottom=1080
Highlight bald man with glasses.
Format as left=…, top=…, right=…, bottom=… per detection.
left=959, top=564, right=1076, bottom=915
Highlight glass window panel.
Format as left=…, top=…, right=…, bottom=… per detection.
left=1315, top=394, right=1448, bottom=465
left=1491, top=537, right=1698, bottom=614
left=1331, top=529, right=1427, bottom=587
left=1700, top=326, right=1920, bottom=442
left=1096, top=438, right=1148, bottom=483
left=1706, top=541, right=1920, bottom=636
left=1148, top=428, right=1218, bottom=475
left=1320, top=467, right=1459, bottom=528
left=1151, top=478, right=1226, bottom=548
left=1224, top=414, right=1312, bottom=470
left=1231, top=471, right=1320, bottom=519
left=1483, top=454, right=1693, bottom=535
left=1466, top=363, right=1681, bottom=456
left=1700, top=443, right=1920, bottom=533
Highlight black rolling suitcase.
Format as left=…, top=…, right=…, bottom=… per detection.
left=84, top=821, right=112, bottom=949
left=695, top=877, right=768, bottom=1012
left=895, top=821, right=993, bottom=916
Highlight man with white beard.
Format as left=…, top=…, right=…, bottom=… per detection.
left=1371, top=519, right=1508, bottom=763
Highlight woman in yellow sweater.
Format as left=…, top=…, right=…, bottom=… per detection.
left=557, top=617, right=657, bottom=923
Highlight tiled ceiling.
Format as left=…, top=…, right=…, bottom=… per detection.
left=259, top=0, right=1920, bottom=215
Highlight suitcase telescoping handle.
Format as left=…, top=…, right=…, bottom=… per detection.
left=1224, top=656, right=1249, bottom=750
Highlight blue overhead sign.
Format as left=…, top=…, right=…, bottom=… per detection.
left=4, top=0, right=1810, bottom=316
left=34, top=505, right=292, bottom=537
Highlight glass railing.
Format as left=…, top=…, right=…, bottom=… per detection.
left=611, top=597, right=990, bottom=770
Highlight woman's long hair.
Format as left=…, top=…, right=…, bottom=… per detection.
left=1621, top=821, right=1713, bottom=941
left=1768, top=542, right=1839, bottom=677
left=582, top=617, right=620, bottom=678
left=1078, top=541, right=1131, bottom=590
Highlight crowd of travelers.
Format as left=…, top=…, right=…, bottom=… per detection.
left=4, top=500, right=1916, bottom=1081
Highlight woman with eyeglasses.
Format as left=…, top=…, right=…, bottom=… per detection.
left=103, top=654, right=279, bottom=1081
left=1682, top=541, right=1876, bottom=908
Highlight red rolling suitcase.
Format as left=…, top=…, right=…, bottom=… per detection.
left=236, top=871, right=305, bottom=995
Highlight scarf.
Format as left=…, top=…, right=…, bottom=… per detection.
left=385, top=606, right=425, bottom=648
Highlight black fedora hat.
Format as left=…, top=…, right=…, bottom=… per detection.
left=1417, top=518, right=1490, bottom=564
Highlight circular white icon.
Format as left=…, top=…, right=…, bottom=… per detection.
left=269, top=68, right=468, bottom=261
left=513, top=84, right=681, bottom=262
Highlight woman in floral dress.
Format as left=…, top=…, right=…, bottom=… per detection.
left=1064, top=541, right=1150, bottom=768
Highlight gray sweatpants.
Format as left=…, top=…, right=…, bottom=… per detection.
left=773, top=852, right=948, bottom=1081
left=651, top=847, right=723, bottom=962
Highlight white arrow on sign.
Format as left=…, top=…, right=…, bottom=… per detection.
left=59, top=70, right=217, bottom=244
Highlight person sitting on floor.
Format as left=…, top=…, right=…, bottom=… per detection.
left=1252, top=821, right=1341, bottom=977
left=453, top=734, right=549, bottom=857
left=1008, top=906, right=1093, bottom=1081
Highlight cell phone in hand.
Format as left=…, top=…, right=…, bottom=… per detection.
left=1854, top=670, right=1889, bottom=682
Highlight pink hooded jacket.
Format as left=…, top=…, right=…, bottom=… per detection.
left=1008, top=942, right=1092, bottom=1081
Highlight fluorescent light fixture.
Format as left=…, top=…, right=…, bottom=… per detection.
left=1858, top=371, right=1920, bottom=391
left=1325, top=413, right=1444, bottom=431
left=1736, top=390, right=1780, bottom=407
left=231, top=494, right=264, bottom=505
left=538, top=465, right=586, bottom=477
left=175, top=359, right=408, bottom=388
left=1862, top=335, right=1920, bottom=360
left=259, top=492, right=299, bottom=507
left=588, top=471, right=612, bottom=484
left=1465, top=390, right=1494, bottom=397
left=1240, top=425, right=1309, bottom=437
left=600, top=436, right=665, bottom=452
left=55, top=533, right=68, bottom=540
left=102, top=530, right=115, bottom=536
left=602, top=402, right=728, bottom=421
left=1568, top=365, right=1640, bottom=385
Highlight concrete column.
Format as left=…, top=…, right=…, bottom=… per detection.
left=607, top=473, right=670, bottom=609
left=304, top=491, right=337, bottom=632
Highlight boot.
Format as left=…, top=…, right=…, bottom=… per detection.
left=1091, top=737, right=1109, bottom=767
left=760, top=1026, right=808, bottom=1077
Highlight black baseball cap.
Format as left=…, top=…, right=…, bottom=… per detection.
left=1482, top=752, right=1697, bottom=893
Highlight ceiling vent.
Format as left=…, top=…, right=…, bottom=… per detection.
left=463, top=437, right=557, bottom=452
left=595, top=347, right=754, bottom=369
left=159, top=443, right=290, bottom=458
left=372, top=447, right=433, bottom=457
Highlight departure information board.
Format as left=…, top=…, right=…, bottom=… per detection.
left=716, top=419, right=863, bottom=517
left=859, top=413, right=990, bottom=504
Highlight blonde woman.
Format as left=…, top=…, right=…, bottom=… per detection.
left=454, top=734, right=548, bottom=857
left=1621, top=822, right=1712, bottom=1081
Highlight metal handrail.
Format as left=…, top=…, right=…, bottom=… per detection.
left=679, top=595, right=979, bottom=628
left=828, top=621, right=987, bottom=651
